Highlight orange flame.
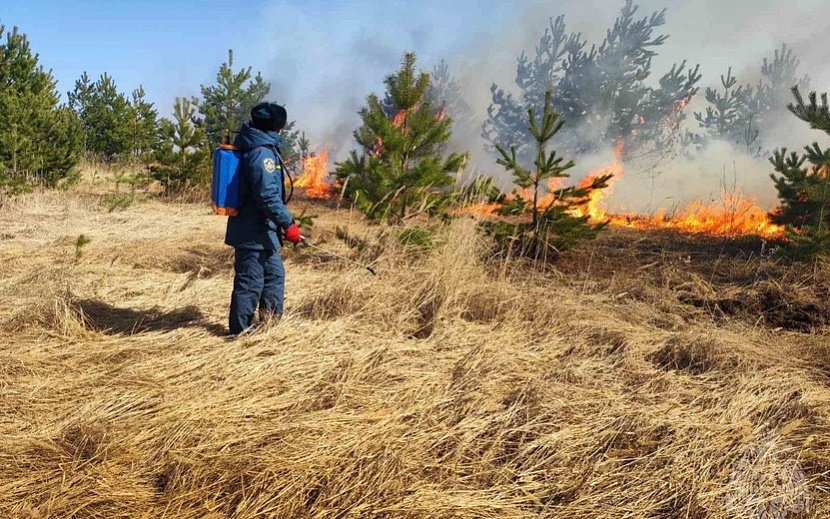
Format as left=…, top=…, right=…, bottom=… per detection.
left=391, top=103, right=446, bottom=130
left=392, top=109, right=408, bottom=128
left=460, top=138, right=785, bottom=239
left=571, top=138, right=626, bottom=221
left=435, top=102, right=447, bottom=123
left=392, top=103, right=421, bottom=129
left=296, top=149, right=334, bottom=199
left=662, top=96, right=693, bottom=133
left=367, top=105, right=449, bottom=160
left=458, top=203, right=502, bottom=218
left=370, top=136, right=385, bottom=158
left=591, top=199, right=783, bottom=238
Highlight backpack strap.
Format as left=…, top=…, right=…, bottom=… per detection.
left=254, top=144, right=294, bottom=205
left=243, top=145, right=293, bottom=205
left=276, top=148, right=295, bottom=205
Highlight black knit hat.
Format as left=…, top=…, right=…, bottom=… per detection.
left=251, top=102, right=288, bottom=132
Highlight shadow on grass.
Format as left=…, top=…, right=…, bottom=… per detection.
left=75, top=299, right=227, bottom=337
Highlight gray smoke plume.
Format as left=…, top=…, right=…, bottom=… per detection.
left=262, top=0, right=830, bottom=212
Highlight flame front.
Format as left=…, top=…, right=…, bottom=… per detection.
left=460, top=139, right=784, bottom=239
left=570, top=138, right=626, bottom=222
left=296, top=149, right=334, bottom=199
left=604, top=199, right=784, bottom=238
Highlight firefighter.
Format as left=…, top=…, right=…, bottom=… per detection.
left=225, top=102, right=301, bottom=335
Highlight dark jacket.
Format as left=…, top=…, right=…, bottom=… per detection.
left=224, top=122, right=294, bottom=250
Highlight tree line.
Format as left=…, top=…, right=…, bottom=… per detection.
left=2, top=0, right=829, bottom=258
left=0, top=28, right=298, bottom=194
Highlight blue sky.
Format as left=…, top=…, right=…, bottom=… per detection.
left=2, top=0, right=285, bottom=107
left=1, top=1, right=512, bottom=121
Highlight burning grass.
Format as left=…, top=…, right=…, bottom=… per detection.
left=461, top=139, right=785, bottom=239
left=296, top=149, right=336, bottom=200
left=1, top=189, right=829, bottom=517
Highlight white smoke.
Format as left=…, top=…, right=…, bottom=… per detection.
left=259, top=0, right=830, bottom=211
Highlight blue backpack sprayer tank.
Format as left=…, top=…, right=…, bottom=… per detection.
left=211, top=144, right=242, bottom=216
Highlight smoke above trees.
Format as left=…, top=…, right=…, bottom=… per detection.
left=261, top=0, right=830, bottom=213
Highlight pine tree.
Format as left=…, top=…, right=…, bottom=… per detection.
left=490, top=91, right=611, bottom=260
left=335, top=52, right=468, bottom=222
left=0, top=25, right=82, bottom=189
left=753, top=45, right=809, bottom=153
left=67, top=71, right=94, bottom=153
left=278, top=120, right=303, bottom=167
left=43, top=106, right=84, bottom=185
left=484, top=1, right=700, bottom=161
left=198, top=49, right=270, bottom=146
left=69, top=72, right=133, bottom=161
left=770, top=87, right=830, bottom=258
left=427, top=60, right=473, bottom=129
left=151, top=97, right=209, bottom=193
left=427, top=60, right=477, bottom=155
left=692, top=45, right=809, bottom=155
left=755, top=45, right=810, bottom=122
left=128, top=86, right=158, bottom=163
left=484, top=16, right=581, bottom=162
left=692, top=68, right=760, bottom=152
left=297, top=132, right=311, bottom=159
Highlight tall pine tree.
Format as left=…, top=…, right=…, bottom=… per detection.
left=0, top=25, right=82, bottom=189
left=67, top=71, right=94, bottom=153
left=128, top=86, right=158, bottom=163
left=198, top=49, right=270, bottom=146
left=755, top=45, right=810, bottom=125
left=68, top=72, right=133, bottom=161
left=692, top=68, right=760, bottom=153
left=427, top=60, right=473, bottom=129
left=484, top=1, right=700, bottom=161
left=770, top=87, right=830, bottom=258
left=198, top=50, right=303, bottom=164
left=691, top=45, right=809, bottom=155
left=151, top=97, right=209, bottom=193
left=427, top=60, right=477, bottom=155
left=335, top=52, right=468, bottom=222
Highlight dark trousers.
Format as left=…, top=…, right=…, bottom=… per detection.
left=229, top=248, right=285, bottom=335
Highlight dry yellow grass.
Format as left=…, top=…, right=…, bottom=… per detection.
left=1, top=187, right=829, bottom=518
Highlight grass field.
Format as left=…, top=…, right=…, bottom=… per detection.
left=1, top=185, right=829, bottom=518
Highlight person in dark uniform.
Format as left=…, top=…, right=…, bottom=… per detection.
left=225, top=102, right=301, bottom=335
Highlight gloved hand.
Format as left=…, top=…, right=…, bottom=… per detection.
left=284, top=222, right=302, bottom=244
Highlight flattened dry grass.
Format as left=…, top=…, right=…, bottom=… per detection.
left=0, top=190, right=829, bottom=518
